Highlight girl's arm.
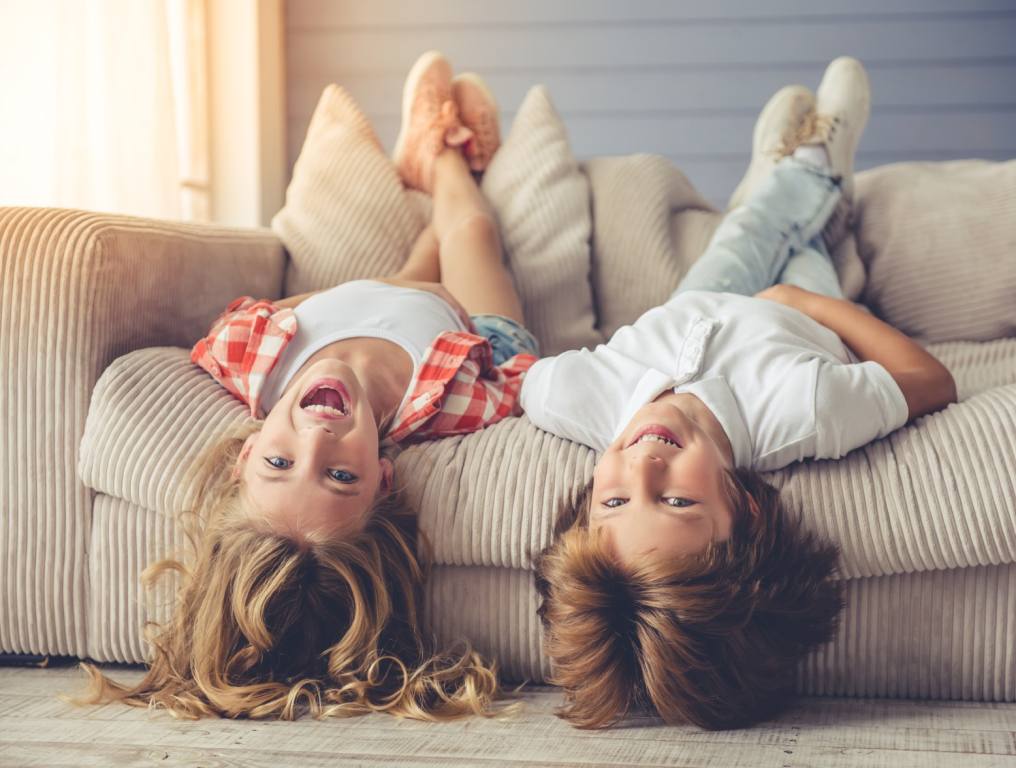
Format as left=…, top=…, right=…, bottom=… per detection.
left=756, top=285, right=957, bottom=420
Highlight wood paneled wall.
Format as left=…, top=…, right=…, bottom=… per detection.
left=285, top=0, right=1016, bottom=205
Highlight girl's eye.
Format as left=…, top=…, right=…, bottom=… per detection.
left=264, top=456, right=291, bottom=469
left=663, top=497, right=696, bottom=508
left=601, top=497, right=627, bottom=508
left=328, top=469, right=358, bottom=484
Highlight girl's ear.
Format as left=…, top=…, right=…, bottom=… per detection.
left=232, top=434, right=257, bottom=480
left=379, top=457, right=394, bottom=494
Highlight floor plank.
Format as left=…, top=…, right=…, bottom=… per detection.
left=2, top=666, right=1014, bottom=768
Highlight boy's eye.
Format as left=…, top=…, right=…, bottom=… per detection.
left=328, top=469, right=358, bottom=484
left=602, top=497, right=627, bottom=508
left=663, top=497, right=695, bottom=508
left=264, top=456, right=291, bottom=469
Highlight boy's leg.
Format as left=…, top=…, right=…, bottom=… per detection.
left=673, top=158, right=840, bottom=298
left=395, top=224, right=441, bottom=282
left=674, top=57, right=869, bottom=300
left=776, top=236, right=845, bottom=298
left=431, top=147, right=525, bottom=324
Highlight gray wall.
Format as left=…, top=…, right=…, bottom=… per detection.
left=285, top=0, right=1016, bottom=207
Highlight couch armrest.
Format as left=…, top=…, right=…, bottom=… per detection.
left=0, top=207, right=285, bottom=657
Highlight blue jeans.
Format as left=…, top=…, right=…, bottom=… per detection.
left=673, top=158, right=844, bottom=299
left=471, top=314, right=540, bottom=365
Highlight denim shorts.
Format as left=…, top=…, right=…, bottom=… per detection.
left=471, top=314, right=540, bottom=365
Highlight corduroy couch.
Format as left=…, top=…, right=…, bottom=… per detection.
left=2, top=84, right=1014, bottom=702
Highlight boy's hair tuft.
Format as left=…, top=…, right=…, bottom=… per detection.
left=535, top=468, right=844, bottom=730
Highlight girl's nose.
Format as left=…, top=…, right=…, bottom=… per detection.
left=303, top=424, right=335, bottom=437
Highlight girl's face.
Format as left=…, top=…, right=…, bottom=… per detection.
left=236, top=359, right=393, bottom=540
left=589, top=398, right=735, bottom=563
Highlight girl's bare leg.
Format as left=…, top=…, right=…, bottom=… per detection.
left=431, top=148, right=524, bottom=323
left=395, top=224, right=440, bottom=282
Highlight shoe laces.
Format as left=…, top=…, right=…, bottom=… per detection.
left=773, top=112, right=838, bottom=158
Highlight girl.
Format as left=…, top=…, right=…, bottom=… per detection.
left=80, top=51, right=538, bottom=720
left=529, top=58, right=956, bottom=729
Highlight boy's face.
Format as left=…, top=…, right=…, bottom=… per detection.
left=590, top=397, right=735, bottom=563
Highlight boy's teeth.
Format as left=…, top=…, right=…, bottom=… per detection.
left=637, top=434, right=677, bottom=446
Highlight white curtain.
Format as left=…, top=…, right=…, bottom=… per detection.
left=0, top=0, right=208, bottom=221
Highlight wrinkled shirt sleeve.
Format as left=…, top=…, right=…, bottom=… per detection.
left=190, top=296, right=297, bottom=418
left=813, top=360, right=910, bottom=460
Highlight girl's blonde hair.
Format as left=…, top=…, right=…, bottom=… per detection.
left=78, top=422, right=499, bottom=720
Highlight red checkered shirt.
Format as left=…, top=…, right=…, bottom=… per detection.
left=190, top=296, right=536, bottom=443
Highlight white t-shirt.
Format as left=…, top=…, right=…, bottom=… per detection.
left=520, top=290, right=910, bottom=472
left=260, top=280, right=467, bottom=413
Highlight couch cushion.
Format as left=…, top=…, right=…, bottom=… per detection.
left=853, top=160, right=1016, bottom=344
left=585, top=156, right=1016, bottom=345
left=584, top=154, right=718, bottom=340
left=80, top=340, right=1016, bottom=581
left=85, top=491, right=1016, bottom=702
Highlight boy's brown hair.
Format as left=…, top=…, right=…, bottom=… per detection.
left=534, top=467, right=843, bottom=730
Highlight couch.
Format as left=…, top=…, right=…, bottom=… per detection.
left=2, top=85, right=1014, bottom=701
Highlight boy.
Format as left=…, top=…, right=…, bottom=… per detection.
left=525, top=58, right=956, bottom=729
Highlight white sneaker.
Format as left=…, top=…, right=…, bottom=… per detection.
left=809, top=56, right=871, bottom=200
left=728, top=85, right=816, bottom=209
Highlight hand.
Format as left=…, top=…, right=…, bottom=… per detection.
left=754, top=284, right=816, bottom=316
left=375, top=277, right=474, bottom=330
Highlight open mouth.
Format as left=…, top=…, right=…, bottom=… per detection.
left=299, top=378, right=350, bottom=419
left=625, top=425, right=682, bottom=450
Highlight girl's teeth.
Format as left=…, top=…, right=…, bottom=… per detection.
left=304, top=404, right=344, bottom=416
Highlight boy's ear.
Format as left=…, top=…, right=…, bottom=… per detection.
left=379, top=457, right=394, bottom=494
left=746, top=493, right=761, bottom=517
left=232, top=434, right=257, bottom=480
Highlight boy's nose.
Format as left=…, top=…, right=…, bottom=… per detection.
left=632, top=451, right=663, bottom=465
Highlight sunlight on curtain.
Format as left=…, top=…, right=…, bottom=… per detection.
left=0, top=0, right=208, bottom=221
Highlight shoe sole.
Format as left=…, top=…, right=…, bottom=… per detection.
left=393, top=50, right=448, bottom=166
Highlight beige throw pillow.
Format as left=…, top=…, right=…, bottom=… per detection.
left=854, top=159, right=1016, bottom=343
left=272, top=83, right=601, bottom=355
left=481, top=85, right=602, bottom=354
left=271, top=85, right=426, bottom=296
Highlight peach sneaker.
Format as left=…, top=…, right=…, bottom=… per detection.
left=451, top=73, right=502, bottom=173
left=393, top=51, right=473, bottom=193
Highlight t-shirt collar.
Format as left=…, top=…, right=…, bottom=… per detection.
left=674, top=376, right=752, bottom=469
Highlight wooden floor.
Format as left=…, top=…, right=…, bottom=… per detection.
left=1, top=666, right=1014, bottom=768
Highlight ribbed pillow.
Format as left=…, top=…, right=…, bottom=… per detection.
left=481, top=86, right=602, bottom=355
left=271, top=85, right=428, bottom=296
left=854, top=160, right=1016, bottom=343
left=272, top=83, right=601, bottom=355
left=583, top=154, right=719, bottom=338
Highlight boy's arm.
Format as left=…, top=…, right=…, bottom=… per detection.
left=756, top=285, right=957, bottom=420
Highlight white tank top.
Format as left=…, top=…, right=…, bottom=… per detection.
left=259, top=280, right=467, bottom=413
